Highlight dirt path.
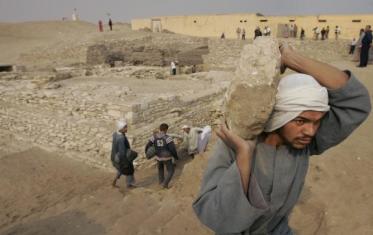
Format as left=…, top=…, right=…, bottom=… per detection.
left=0, top=140, right=208, bottom=235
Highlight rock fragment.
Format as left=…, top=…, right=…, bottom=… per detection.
left=224, top=37, right=282, bottom=140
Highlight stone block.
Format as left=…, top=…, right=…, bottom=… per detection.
left=107, top=109, right=122, bottom=118
left=224, top=37, right=281, bottom=140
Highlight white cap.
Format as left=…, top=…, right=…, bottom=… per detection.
left=117, top=119, right=127, bottom=130
left=182, top=125, right=190, bottom=129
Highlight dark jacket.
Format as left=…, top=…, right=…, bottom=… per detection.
left=145, top=132, right=178, bottom=160
left=362, top=30, right=372, bottom=47
left=111, top=132, right=134, bottom=175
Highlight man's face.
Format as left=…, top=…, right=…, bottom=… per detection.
left=183, top=128, right=190, bottom=134
left=121, top=126, right=128, bottom=133
left=278, top=111, right=326, bottom=149
left=366, top=25, right=371, bottom=31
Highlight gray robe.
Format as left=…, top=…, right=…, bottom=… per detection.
left=193, top=73, right=371, bottom=235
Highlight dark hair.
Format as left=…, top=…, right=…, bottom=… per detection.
left=159, top=123, right=169, bottom=131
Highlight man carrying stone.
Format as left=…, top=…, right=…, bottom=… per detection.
left=145, top=123, right=178, bottom=189
left=111, top=120, right=136, bottom=188
left=193, top=44, right=371, bottom=234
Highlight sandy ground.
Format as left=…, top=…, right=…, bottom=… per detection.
left=0, top=21, right=373, bottom=235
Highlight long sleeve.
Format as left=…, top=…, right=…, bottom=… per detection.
left=310, top=73, right=371, bottom=155
left=111, top=133, right=117, bottom=162
left=193, top=139, right=268, bottom=234
left=167, top=141, right=179, bottom=160
left=145, top=140, right=153, bottom=153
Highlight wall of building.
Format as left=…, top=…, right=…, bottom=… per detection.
left=131, top=18, right=151, bottom=30
left=132, top=13, right=373, bottom=40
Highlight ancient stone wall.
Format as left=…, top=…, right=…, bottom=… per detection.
left=0, top=81, right=224, bottom=167
left=203, top=39, right=248, bottom=71
left=128, top=88, right=224, bottom=150
left=86, top=36, right=209, bottom=67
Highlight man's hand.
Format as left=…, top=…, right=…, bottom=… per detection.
left=278, top=41, right=295, bottom=74
left=216, top=124, right=256, bottom=155
left=216, top=123, right=256, bottom=194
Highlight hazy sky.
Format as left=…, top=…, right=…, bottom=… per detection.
left=0, top=0, right=372, bottom=23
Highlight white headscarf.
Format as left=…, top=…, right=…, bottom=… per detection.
left=116, top=119, right=127, bottom=131
left=264, top=73, right=330, bottom=132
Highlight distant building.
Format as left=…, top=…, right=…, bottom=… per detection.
left=131, top=13, right=373, bottom=40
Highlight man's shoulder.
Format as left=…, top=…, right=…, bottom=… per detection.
left=114, top=132, right=124, bottom=141
left=163, top=135, right=174, bottom=144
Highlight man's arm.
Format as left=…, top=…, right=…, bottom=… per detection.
left=281, top=45, right=349, bottom=89
left=193, top=137, right=267, bottom=233
left=117, top=135, right=130, bottom=167
left=167, top=141, right=179, bottom=160
left=145, top=140, right=153, bottom=153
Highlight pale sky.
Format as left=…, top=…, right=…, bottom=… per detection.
left=0, top=0, right=372, bottom=23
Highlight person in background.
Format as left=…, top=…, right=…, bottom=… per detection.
left=111, top=120, right=136, bottom=188
left=108, top=18, right=113, bottom=31
left=349, top=38, right=357, bottom=55
left=358, top=25, right=372, bottom=67
left=145, top=123, right=178, bottom=189
left=171, top=61, right=176, bottom=75
left=98, top=20, right=103, bottom=32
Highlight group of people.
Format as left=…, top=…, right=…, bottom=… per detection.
left=235, top=27, right=246, bottom=40
left=98, top=18, right=113, bottom=32
left=221, top=26, right=272, bottom=40
left=281, top=24, right=299, bottom=38
left=111, top=121, right=211, bottom=189
left=254, top=26, right=271, bottom=39
left=350, top=25, right=373, bottom=68
left=311, top=25, right=340, bottom=40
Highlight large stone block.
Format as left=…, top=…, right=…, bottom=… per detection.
left=224, top=37, right=281, bottom=140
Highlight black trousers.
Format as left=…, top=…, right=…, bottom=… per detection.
left=157, top=159, right=174, bottom=188
left=349, top=45, right=356, bottom=54
left=359, top=45, right=370, bottom=67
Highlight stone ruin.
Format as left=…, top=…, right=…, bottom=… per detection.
left=0, top=32, right=288, bottom=168
left=86, top=36, right=210, bottom=68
